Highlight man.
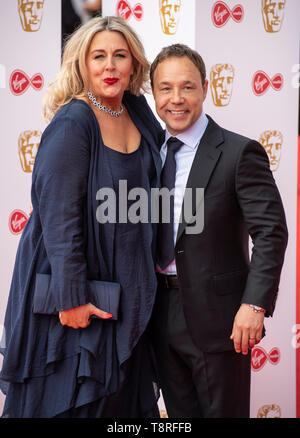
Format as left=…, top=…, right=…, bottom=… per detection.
left=149, top=44, right=288, bottom=418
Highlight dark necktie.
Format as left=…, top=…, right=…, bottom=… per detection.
left=157, top=137, right=183, bottom=270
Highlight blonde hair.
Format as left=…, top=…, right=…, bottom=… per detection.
left=43, top=16, right=150, bottom=122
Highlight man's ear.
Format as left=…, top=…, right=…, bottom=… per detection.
left=203, top=79, right=209, bottom=100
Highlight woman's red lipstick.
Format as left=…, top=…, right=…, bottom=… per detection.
left=104, top=78, right=119, bottom=85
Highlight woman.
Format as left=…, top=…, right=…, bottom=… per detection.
left=0, top=16, right=163, bottom=418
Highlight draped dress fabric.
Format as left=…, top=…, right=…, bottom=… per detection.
left=0, top=93, right=163, bottom=418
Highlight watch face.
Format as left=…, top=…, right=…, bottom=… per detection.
left=250, top=305, right=265, bottom=312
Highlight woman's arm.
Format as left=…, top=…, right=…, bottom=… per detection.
left=34, top=114, right=111, bottom=328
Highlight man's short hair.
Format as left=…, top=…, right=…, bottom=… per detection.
left=150, top=44, right=206, bottom=88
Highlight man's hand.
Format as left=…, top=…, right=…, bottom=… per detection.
left=230, top=304, right=264, bottom=354
left=59, top=303, right=112, bottom=329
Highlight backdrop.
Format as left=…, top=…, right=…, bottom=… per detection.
left=0, top=0, right=299, bottom=418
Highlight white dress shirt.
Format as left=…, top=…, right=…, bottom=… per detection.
left=158, top=111, right=209, bottom=275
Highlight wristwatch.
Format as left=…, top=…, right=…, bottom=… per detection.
left=248, top=304, right=266, bottom=313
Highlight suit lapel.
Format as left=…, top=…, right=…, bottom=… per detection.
left=176, top=116, right=224, bottom=243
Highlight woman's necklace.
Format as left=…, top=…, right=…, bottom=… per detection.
left=87, top=91, right=124, bottom=118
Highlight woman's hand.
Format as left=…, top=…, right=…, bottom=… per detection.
left=59, top=303, right=112, bottom=329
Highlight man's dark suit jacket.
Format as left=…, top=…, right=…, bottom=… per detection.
left=173, top=115, right=288, bottom=353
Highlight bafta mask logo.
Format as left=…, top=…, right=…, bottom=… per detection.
left=259, top=130, right=283, bottom=172
left=159, top=409, right=168, bottom=418
left=261, top=0, right=286, bottom=33
left=257, top=404, right=281, bottom=418
left=210, top=63, right=234, bottom=107
left=18, top=0, right=45, bottom=32
left=9, top=210, right=28, bottom=235
left=159, top=0, right=181, bottom=35
left=18, top=130, right=41, bottom=173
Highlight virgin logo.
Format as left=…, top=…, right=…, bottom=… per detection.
left=251, top=346, right=280, bottom=372
left=116, top=0, right=143, bottom=21
left=212, top=1, right=244, bottom=27
left=9, top=69, right=44, bottom=96
left=252, top=70, right=283, bottom=96
left=9, top=209, right=28, bottom=235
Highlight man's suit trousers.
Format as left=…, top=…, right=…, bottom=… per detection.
left=151, top=280, right=252, bottom=418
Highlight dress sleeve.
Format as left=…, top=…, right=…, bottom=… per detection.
left=235, top=139, right=288, bottom=316
left=34, top=115, right=91, bottom=311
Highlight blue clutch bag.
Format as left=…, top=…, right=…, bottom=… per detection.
left=33, top=273, right=121, bottom=320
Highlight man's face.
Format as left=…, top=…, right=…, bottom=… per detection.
left=262, top=0, right=286, bottom=32
left=18, top=0, right=44, bottom=32
left=159, top=0, right=181, bottom=35
left=152, top=56, right=208, bottom=136
left=210, top=66, right=234, bottom=106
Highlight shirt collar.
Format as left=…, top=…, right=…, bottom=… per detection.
left=164, top=111, right=208, bottom=150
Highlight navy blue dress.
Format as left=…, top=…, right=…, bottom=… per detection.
left=0, top=93, right=163, bottom=418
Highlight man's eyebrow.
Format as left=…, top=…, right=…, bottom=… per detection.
left=182, top=80, right=196, bottom=85
left=158, top=80, right=196, bottom=86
